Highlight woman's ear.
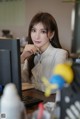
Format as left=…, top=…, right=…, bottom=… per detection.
left=49, top=32, right=55, bottom=40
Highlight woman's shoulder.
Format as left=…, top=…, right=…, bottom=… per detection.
left=50, top=45, right=67, bottom=53
left=54, top=47, right=68, bottom=54
left=53, top=48, right=68, bottom=64
left=58, top=48, right=68, bottom=53
left=48, top=44, right=68, bottom=57
left=55, top=48, right=69, bottom=59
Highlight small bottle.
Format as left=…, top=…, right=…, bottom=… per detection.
left=0, top=83, right=27, bottom=119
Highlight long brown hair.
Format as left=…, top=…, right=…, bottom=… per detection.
left=27, top=12, right=62, bottom=79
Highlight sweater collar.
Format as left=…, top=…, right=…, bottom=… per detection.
left=41, top=44, right=54, bottom=57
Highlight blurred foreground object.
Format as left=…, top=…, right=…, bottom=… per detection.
left=0, top=83, right=27, bottom=119
left=32, top=102, right=51, bottom=119
left=42, top=62, right=74, bottom=97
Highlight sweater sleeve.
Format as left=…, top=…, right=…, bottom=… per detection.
left=21, top=59, right=29, bottom=83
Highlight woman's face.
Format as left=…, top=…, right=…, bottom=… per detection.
left=31, top=22, right=53, bottom=52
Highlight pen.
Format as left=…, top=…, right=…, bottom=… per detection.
left=37, top=103, right=44, bottom=119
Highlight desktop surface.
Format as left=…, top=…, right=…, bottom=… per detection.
left=22, top=83, right=43, bottom=107
left=22, top=88, right=56, bottom=114
left=22, top=83, right=35, bottom=90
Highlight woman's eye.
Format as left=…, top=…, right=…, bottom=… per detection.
left=31, top=28, right=36, bottom=32
left=41, top=30, right=47, bottom=33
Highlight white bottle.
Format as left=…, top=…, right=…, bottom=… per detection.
left=0, top=83, right=27, bottom=119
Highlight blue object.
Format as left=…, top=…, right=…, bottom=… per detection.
left=0, top=85, right=3, bottom=92
left=49, top=75, right=65, bottom=89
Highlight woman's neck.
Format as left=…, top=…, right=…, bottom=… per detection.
left=39, top=42, right=50, bottom=53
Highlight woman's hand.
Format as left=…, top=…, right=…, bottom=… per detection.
left=21, top=44, right=38, bottom=63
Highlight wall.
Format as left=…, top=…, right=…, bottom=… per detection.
left=0, top=0, right=74, bottom=52
left=0, top=0, right=26, bottom=37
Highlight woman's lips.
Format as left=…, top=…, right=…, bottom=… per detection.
left=34, top=41, right=41, bottom=44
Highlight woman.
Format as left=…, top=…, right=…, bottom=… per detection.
left=21, top=12, right=68, bottom=92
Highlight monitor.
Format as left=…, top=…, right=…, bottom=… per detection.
left=0, top=39, right=22, bottom=97
left=60, top=63, right=80, bottom=119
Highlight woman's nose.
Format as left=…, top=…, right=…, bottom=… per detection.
left=35, top=32, right=40, bottom=39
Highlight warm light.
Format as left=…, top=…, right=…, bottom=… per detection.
left=71, top=8, right=75, bottom=31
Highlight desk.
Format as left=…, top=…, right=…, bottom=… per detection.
left=22, top=88, right=56, bottom=114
